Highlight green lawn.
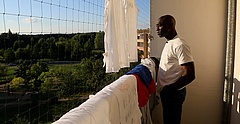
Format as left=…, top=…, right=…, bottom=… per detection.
left=0, top=66, right=17, bottom=84
left=1, top=63, right=78, bottom=84
left=48, top=64, right=78, bottom=72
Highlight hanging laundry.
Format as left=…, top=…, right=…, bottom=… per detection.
left=126, top=64, right=156, bottom=107
left=125, top=0, right=139, bottom=62
left=104, top=0, right=139, bottom=73
left=104, top=75, right=142, bottom=124
left=131, top=74, right=150, bottom=107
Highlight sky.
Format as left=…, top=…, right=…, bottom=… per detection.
left=0, top=0, right=150, bottom=34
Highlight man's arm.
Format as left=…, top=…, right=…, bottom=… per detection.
left=162, top=62, right=195, bottom=92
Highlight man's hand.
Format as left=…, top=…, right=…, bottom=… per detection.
left=161, top=62, right=195, bottom=94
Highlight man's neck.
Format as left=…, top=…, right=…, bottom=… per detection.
left=166, top=31, right=177, bottom=41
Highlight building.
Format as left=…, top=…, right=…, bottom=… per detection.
left=137, top=29, right=150, bottom=58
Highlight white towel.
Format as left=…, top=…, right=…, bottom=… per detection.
left=53, top=75, right=141, bottom=124
left=53, top=92, right=111, bottom=124
left=78, top=92, right=111, bottom=124
left=105, top=75, right=142, bottom=124
left=52, top=107, right=91, bottom=124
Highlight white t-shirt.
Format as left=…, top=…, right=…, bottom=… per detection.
left=104, top=0, right=139, bottom=73
left=125, top=0, right=139, bottom=62
left=104, top=0, right=128, bottom=73
left=157, top=36, right=194, bottom=91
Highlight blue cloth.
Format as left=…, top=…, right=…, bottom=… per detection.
left=126, top=64, right=152, bottom=87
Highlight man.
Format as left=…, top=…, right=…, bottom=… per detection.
left=156, top=15, right=195, bottom=124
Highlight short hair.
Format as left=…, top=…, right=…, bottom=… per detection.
left=158, top=15, right=176, bottom=28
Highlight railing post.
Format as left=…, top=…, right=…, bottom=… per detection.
left=143, top=30, right=148, bottom=58
left=223, top=0, right=237, bottom=124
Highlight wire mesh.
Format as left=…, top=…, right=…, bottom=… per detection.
left=0, top=0, right=150, bottom=123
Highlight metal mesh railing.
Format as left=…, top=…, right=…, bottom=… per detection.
left=0, top=0, right=150, bottom=123
left=0, top=0, right=105, bottom=34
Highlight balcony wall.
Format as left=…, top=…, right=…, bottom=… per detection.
left=150, top=0, right=227, bottom=124
left=231, top=0, right=240, bottom=123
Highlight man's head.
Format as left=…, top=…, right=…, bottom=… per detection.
left=156, top=15, right=177, bottom=39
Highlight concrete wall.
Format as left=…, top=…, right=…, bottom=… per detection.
left=231, top=1, right=240, bottom=124
left=150, top=0, right=227, bottom=123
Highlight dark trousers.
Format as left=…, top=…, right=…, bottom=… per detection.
left=160, top=88, right=186, bottom=124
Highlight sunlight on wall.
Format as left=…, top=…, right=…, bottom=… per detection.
left=235, top=0, right=240, bottom=115
left=237, top=93, right=240, bottom=113
left=232, top=83, right=235, bottom=105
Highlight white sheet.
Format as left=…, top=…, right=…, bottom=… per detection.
left=104, top=75, right=142, bottom=124
left=52, top=107, right=91, bottom=124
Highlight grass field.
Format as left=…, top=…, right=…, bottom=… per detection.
left=0, top=63, right=79, bottom=84
left=48, top=63, right=79, bottom=72
left=0, top=66, right=17, bottom=84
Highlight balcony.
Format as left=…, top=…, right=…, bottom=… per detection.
left=1, top=0, right=240, bottom=124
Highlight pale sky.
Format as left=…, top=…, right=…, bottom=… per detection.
left=0, top=0, right=150, bottom=34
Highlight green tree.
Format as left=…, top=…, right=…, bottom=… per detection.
left=59, top=37, right=66, bottom=42
left=84, top=39, right=93, bottom=58
left=16, top=60, right=31, bottom=86
left=8, top=77, right=24, bottom=91
left=64, top=41, right=72, bottom=60
left=29, top=62, right=49, bottom=89
left=30, top=37, right=35, bottom=45
left=0, top=56, right=4, bottom=63
left=74, top=58, right=106, bottom=92
left=4, top=48, right=15, bottom=63
left=0, top=66, right=8, bottom=82
left=13, top=40, right=25, bottom=51
left=39, top=70, right=55, bottom=93
left=0, top=49, right=4, bottom=62
left=46, top=37, right=56, bottom=43
left=55, top=41, right=65, bottom=60
left=94, top=31, right=104, bottom=50
left=15, top=61, right=49, bottom=90
left=55, top=67, right=77, bottom=97
left=91, top=59, right=106, bottom=91
left=15, top=48, right=27, bottom=60
left=36, top=38, right=49, bottom=59
left=25, top=44, right=31, bottom=60
left=0, top=48, right=5, bottom=56
left=72, top=41, right=81, bottom=60
left=40, top=40, right=49, bottom=59
left=32, top=42, right=41, bottom=59
left=46, top=37, right=56, bottom=60
left=6, top=29, right=17, bottom=49
left=7, top=29, right=12, bottom=39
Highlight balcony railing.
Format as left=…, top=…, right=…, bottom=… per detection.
left=53, top=58, right=157, bottom=124
left=0, top=0, right=150, bottom=123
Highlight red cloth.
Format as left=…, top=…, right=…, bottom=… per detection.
left=148, top=79, right=156, bottom=94
left=131, top=74, right=150, bottom=107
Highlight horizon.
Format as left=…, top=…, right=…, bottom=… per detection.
left=0, top=0, right=150, bottom=35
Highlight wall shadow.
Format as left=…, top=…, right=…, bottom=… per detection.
left=231, top=78, right=240, bottom=123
